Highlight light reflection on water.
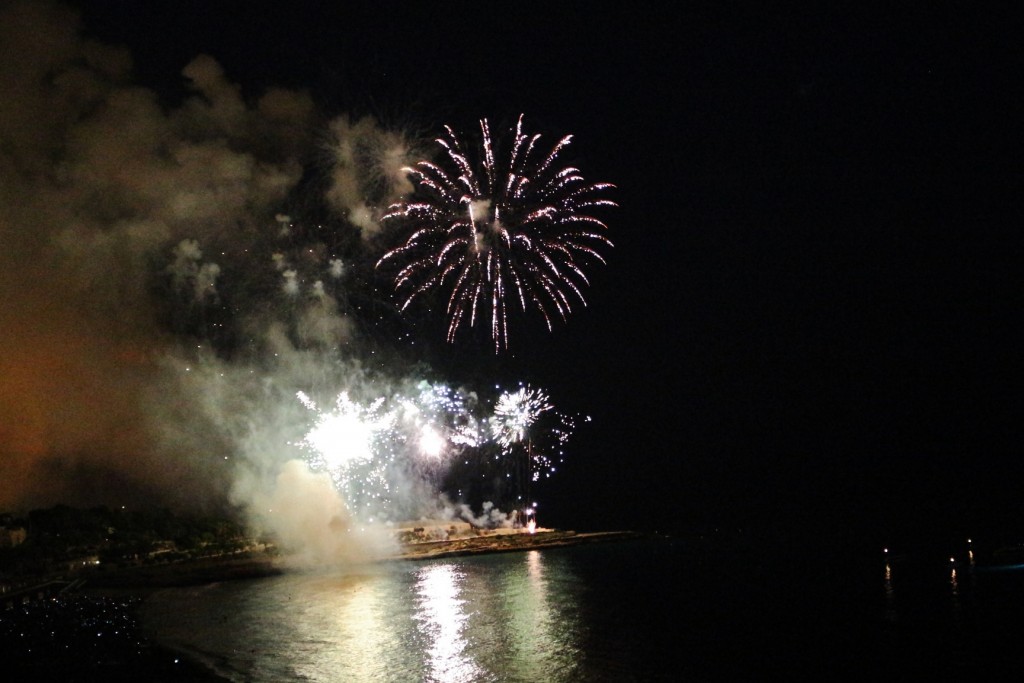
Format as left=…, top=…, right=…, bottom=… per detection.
left=139, top=538, right=1024, bottom=679
left=142, top=549, right=585, bottom=682
left=413, top=563, right=481, bottom=682
left=507, top=550, right=582, bottom=679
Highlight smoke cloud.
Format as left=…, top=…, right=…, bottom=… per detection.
left=0, top=1, right=435, bottom=562
left=324, top=115, right=417, bottom=237
left=250, top=459, right=396, bottom=567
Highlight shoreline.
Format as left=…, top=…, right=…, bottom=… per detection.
left=394, top=529, right=647, bottom=560
left=80, top=528, right=648, bottom=589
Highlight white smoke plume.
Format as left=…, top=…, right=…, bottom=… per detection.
left=247, top=459, right=396, bottom=567
left=0, top=0, right=422, bottom=563
left=0, top=0, right=308, bottom=512
left=444, top=500, right=518, bottom=529
left=324, top=115, right=417, bottom=237
left=168, top=239, right=221, bottom=302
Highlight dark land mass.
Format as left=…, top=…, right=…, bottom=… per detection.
left=81, top=551, right=286, bottom=590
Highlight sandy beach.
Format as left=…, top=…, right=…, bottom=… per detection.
left=394, top=528, right=645, bottom=560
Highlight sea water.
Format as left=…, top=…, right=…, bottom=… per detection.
left=140, top=537, right=1024, bottom=680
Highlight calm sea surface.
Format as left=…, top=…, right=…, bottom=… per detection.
left=140, top=537, right=1024, bottom=681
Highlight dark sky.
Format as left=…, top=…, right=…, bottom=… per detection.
left=44, top=2, right=1024, bottom=544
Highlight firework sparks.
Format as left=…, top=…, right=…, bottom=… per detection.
left=294, top=382, right=486, bottom=520
left=529, top=412, right=579, bottom=482
left=296, top=388, right=425, bottom=519
left=377, top=115, right=615, bottom=352
left=489, top=385, right=572, bottom=513
left=491, top=385, right=552, bottom=448
left=297, top=390, right=393, bottom=477
left=293, top=381, right=578, bottom=523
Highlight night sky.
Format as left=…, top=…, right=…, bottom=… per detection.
left=4, top=2, right=1022, bottom=549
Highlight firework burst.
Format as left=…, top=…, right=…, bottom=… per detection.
left=488, top=384, right=573, bottom=507
left=491, top=385, right=553, bottom=448
left=377, top=115, right=615, bottom=352
left=292, top=381, right=579, bottom=522
left=294, top=382, right=491, bottom=520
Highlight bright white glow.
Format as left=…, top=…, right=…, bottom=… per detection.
left=419, top=426, right=445, bottom=458
left=301, top=392, right=388, bottom=469
left=414, top=564, right=481, bottom=682
left=293, top=380, right=576, bottom=523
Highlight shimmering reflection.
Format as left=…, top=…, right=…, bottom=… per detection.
left=883, top=562, right=897, bottom=623
left=486, top=548, right=584, bottom=679
left=142, top=569, right=418, bottom=682
left=413, top=564, right=482, bottom=683
left=143, top=550, right=588, bottom=682
left=505, top=550, right=560, bottom=677
left=291, top=574, right=394, bottom=680
left=408, top=550, right=584, bottom=681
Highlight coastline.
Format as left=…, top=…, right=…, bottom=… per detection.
left=83, top=528, right=648, bottom=589
left=394, top=528, right=647, bottom=560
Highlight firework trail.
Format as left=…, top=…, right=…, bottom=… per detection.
left=377, top=115, right=615, bottom=352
